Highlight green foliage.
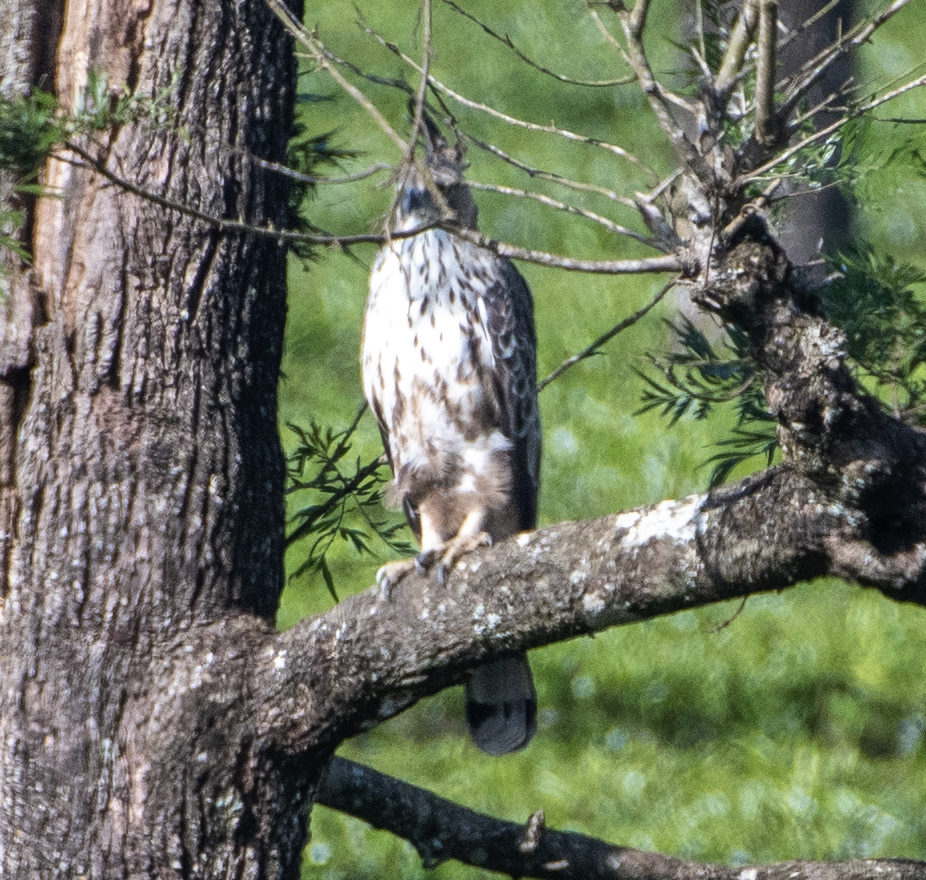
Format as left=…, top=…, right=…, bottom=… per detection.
left=636, top=318, right=777, bottom=486
left=822, top=247, right=926, bottom=424
left=281, top=2, right=926, bottom=877
left=286, top=412, right=413, bottom=601
left=0, top=88, right=61, bottom=174
left=760, top=114, right=926, bottom=206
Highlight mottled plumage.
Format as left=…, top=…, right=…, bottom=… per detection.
left=361, top=124, right=540, bottom=755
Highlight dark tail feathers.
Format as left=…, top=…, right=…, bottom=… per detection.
left=465, top=654, right=536, bottom=756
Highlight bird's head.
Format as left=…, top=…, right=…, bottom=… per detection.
left=395, top=115, right=478, bottom=231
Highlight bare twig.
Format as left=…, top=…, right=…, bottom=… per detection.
left=714, top=0, right=759, bottom=100
left=254, top=159, right=393, bottom=186
left=466, top=180, right=653, bottom=246
left=776, top=0, right=912, bottom=124
left=587, top=6, right=625, bottom=54
left=360, top=22, right=655, bottom=177
left=754, top=0, right=778, bottom=144
left=441, top=0, right=633, bottom=88
left=405, top=0, right=432, bottom=164
left=538, top=278, right=676, bottom=391
left=309, top=43, right=416, bottom=98
left=388, top=0, right=436, bottom=226
left=777, top=0, right=843, bottom=53
left=718, top=0, right=851, bottom=107
left=787, top=83, right=849, bottom=133
left=66, top=133, right=681, bottom=275
left=464, top=133, right=638, bottom=209
left=740, top=72, right=926, bottom=184
left=265, top=0, right=408, bottom=152
left=448, top=225, right=685, bottom=275
left=617, top=2, right=706, bottom=177
left=61, top=143, right=424, bottom=248
left=715, top=0, right=759, bottom=100
left=721, top=180, right=782, bottom=241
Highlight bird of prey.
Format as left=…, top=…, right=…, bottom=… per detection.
left=361, top=119, right=541, bottom=756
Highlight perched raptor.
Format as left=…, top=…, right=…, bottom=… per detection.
left=361, top=121, right=541, bottom=756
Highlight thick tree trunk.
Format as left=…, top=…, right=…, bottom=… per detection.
left=0, top=0, right=306, bottom=875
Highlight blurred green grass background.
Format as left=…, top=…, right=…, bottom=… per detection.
left=278, top=1, right=926, bottom=876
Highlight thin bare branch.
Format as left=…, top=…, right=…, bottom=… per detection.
left=405, top=0, right=432, bottom=163
left=441, top=0, right=633, bottom=88
left=688, top=42, right=714, bottom=85
left=740, top=72, right=926, bottom=184
left=778, top=0, right=843, bottom=52
left=68, top=134, right=681, bottom=274
left=265, top=0, right=408, bottom=152
left=694, top=0, right=707, bottom=78
left=360, top=22, right=655, bottom=177
left=719, top=0, right=849, bottom=107
left=255, top=159, right=393, bottom=186
left=787, top=81, right=850, bottom=133
left=587, top=6, right=625, bottom=54
left=61, top=143, right=423, bottom=248
left=388, top=0, right=435, bottom=226
left=721, top=179, right=782, bottom=241
left=463, top=133, right=638, bottom=209
left=447, top=225, right=685, bottom=274
left=537, top=278, right=676, bottom=391
left=776, top=0, right=912, bottom=124
left=627, top=0, right=650, bottom=39
left=466, top=180, right=652, bottom=245
left=617, top=4, right=707, bottom=176
left=306, top=43, right=416, bottom=97
left=754, top=0, right=779, bottom=144
left=715, top=0, right=759, bottom=100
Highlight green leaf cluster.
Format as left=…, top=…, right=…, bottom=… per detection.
left=822, top=247, right=926, bottom=424
left=636, top=318, right=777, bottom=486
left=286, top=414, right=413, bottom=601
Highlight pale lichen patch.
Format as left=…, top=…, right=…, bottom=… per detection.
left=613, top=510, right=642, bottom=532
left=621, top=495, right=703, bottom=547
left=583, top=593, right=606, bottom=614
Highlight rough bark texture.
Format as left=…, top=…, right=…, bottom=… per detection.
left=1, top=0, right=924, bottom=878
left=0, top=0, right=303, bottom=875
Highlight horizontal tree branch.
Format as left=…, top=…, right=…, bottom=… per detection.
left=447, top=226, right=685, bottom=274
left=257, top=460, right=926, bottom=756
left=318, top=756, right=926, bottom=880
left=64, top=143, right=680, bottom=274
